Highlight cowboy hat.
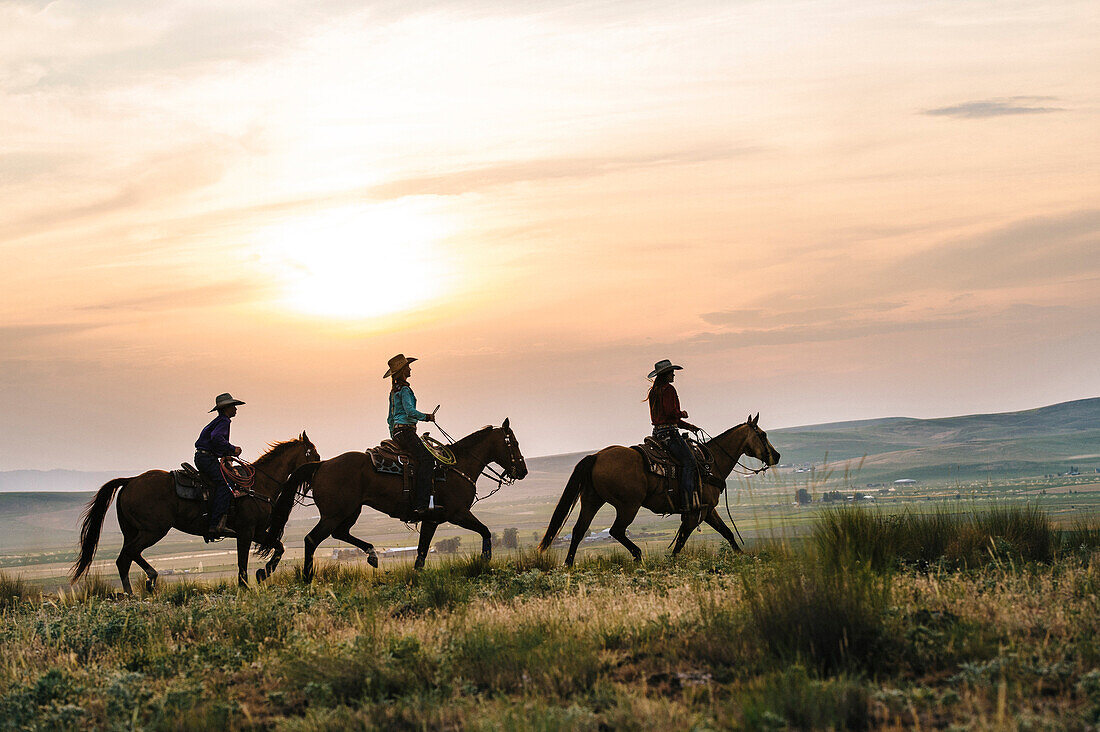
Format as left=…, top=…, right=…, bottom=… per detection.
left=210, top=393, right=245, bottom=412
left=383, top=353, right=418, bottom=378
left=648, top=359, right=683, bottom=379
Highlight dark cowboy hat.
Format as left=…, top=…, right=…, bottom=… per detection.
left=648, top=359, right=683, bottom=379
left=383, top=353, right=418, bottom=378
left=210, top=393, right=245, bottom=412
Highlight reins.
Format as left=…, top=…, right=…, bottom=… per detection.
left=221, top=455, right=291, bottom=505
left=433, top=420, right=519, bottom=503
left=698, top=427, right=766, bottom=548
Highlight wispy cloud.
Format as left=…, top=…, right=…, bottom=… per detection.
left=79, top=280, right=277, bottom=313
left=923, top=96, right=1064, bottom=118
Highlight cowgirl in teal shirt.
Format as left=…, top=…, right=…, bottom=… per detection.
left=384, top=354, right=436, bottom=516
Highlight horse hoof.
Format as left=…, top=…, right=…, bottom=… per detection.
left=145, top=577, right=157, bottom=593
left=256, top=568, right=268, bottom=582
left=367, top=553, right=379, bottom=568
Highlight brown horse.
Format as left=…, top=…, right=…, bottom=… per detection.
left=539, top=414, right=780, bottom=565
left=260, top=420, right=527, bottom=576
left=71, top=433, right=319, bottom=593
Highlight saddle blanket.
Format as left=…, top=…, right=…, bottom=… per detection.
left=366, top=442, right=447, bottom=483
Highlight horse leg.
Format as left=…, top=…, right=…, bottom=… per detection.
left=236, top=534, right=252, bottom=588
left=119, top=530, right=167, bottom=594
left=257, top=540, right=284, bottom=582
left=115, top=549, right=134, bottom=595
left=302, top=517, right=339, bottom=583
left=565, top=492, right=603, bottom=567
left=449, top=510, right=493, bottom=561
left=414, top=521, right=440, bottom=570
left=671, top=512, right=706, bottom=556
left=332, top=513, right=379, bottom=568
left=609, top=504, right=643, bottom=562
left=703, top=508, right=743, bottom=553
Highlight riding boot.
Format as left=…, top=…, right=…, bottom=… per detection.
left=205, top=514, right=237, bottom=542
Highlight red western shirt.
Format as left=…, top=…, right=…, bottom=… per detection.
left=650, top=383, right=688, bottom=427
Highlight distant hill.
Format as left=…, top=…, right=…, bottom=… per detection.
left=772, top=397, right=1100, bottom=482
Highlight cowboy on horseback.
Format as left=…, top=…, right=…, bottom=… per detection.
left=384, top=354, right=438, bottom=518
left=195, top=392, right=244, bottom=541
left=647, top=359, right=702, bottom=514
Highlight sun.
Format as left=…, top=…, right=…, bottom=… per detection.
left=263, top=202, right=451, bottom=320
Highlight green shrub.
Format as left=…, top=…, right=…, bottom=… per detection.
left=739, top=666, right=871, bottom=731
left=741, top=558, right=893, bottom=674
left=449, top=619, right=601, bottom=696
left=286, top=632, right=436, bottom=706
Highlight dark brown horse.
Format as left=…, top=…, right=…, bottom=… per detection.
left=260, top=420, right=527, bottom=576
left=539, top=415, right=780, bottom=565
left=71, top=433, right=319, bottom=593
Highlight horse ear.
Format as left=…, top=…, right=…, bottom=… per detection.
left=502, top=417, right=510, bottom=429
left=301, top=430, right=308, bottom=441
left=752, top=413, right=760, bottom=425
left=746, top=414, right=752, bottom=425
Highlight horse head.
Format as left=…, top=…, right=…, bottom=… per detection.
left=297, top=431, right=321, bottom=466
left=743, top=413, right=781, bottom=467
left=493, top=417, right=528, bottom=481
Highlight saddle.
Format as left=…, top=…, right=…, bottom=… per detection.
left=365, top=440, right=447, bottom=496
left=631, top=434, right=720, bottom=511
left=172, top=462, right=252, bottom=502
left=172, top=463, right=211, bottom=501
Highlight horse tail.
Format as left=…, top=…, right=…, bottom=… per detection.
left=71, top=477, right=130, bottom=583
left=257, top=461, right=321, bottom=556
left=539, top=454, right=597, bottom=552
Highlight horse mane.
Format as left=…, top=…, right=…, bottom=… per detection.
left=254, top=434, right=306, bottom=467
left=451, top=425, right=495, bottom=451
left=705, top=423, right=748, bottom=445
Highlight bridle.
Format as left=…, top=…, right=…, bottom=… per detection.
left=699, top=425, right=772, bottom=477
left=434, top=423, right=526, bottom=502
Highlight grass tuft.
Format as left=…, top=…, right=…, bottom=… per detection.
left=741, top=557, right=893, bottom=674
left=0, top=571, right=34, bottom=608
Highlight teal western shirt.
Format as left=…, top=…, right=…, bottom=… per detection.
left=388, top=385, right=429, bottom=436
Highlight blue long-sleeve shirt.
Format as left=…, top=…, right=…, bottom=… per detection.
left=388, top=385, right=429, bottom=436
left=195, top=414, right=237, bottom=457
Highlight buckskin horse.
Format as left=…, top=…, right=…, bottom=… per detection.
left=538, top=414, right=780, bottom=565
left=71, top=433, right=319, bottom=593
left=259, top=420, right=527, bottom=576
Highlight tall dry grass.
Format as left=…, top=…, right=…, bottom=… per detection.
left=813, top=502, right=1075, bottom=569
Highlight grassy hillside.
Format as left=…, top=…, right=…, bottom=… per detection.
left=1, top=505, right=1098, bottom=730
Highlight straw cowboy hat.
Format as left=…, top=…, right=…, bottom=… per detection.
left=209, top=393, right=245, bottom=412
left=383, top=353, right=418, bottom=378
left=648, top=359, right=683, bottom=379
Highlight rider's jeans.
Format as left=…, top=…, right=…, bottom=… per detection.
left=196, top=452, right=233, bottom=530
left=655, top=428, right=697, bottom=509
left=393, top=427, right=435, bottom=509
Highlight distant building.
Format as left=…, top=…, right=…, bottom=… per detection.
left=894, top=479, right=917, bottom=485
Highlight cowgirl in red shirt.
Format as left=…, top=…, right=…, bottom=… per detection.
left=647, top=359, right=701, bottom=513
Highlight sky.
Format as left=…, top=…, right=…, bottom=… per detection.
left=1, top=0, right=1098, bottom=471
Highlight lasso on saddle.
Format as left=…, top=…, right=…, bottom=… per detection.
left=366, top=436, right=449, bottom=498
